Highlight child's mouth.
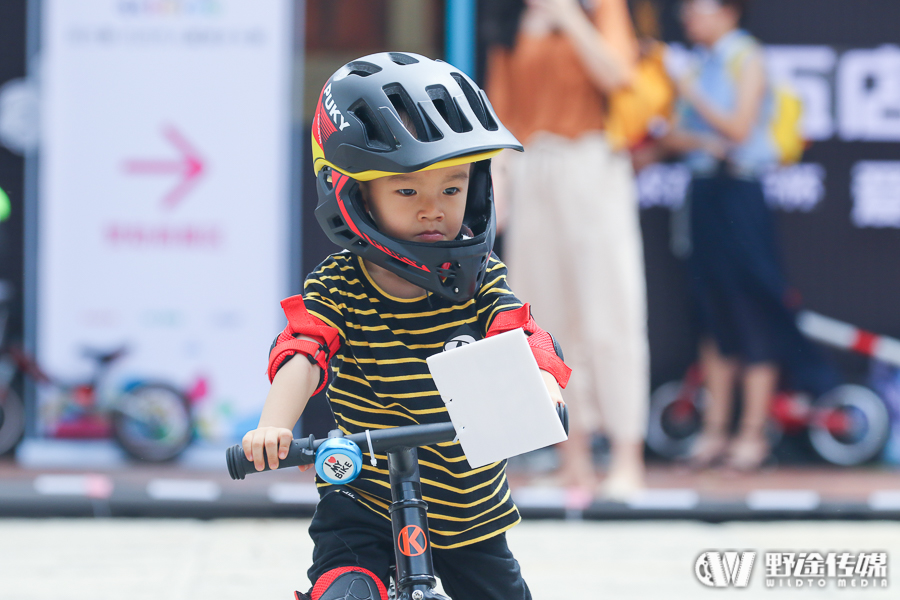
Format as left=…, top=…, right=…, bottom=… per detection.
left=415, top=231, right=445, bottom=242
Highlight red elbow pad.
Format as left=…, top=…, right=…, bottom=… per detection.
left=486, top=303, right=571, bottom=388
left=268, top=295, right=341, bottom=395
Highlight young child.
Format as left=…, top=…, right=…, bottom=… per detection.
left=242, top=52, right=571, bottom=600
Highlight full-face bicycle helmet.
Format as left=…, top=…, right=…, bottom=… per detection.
left=311, top=52, right=523, bottom=302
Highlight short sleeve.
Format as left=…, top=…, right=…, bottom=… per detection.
left=301, top=258, right=347, bottom=341
left=475, top=255, right=525, bottom=336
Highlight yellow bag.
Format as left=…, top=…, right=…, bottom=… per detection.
left=770, top=85, right=805, bottom=165
left=606, top=43, right=676, bottom=151
left=728, top=39, right=806, bottom=166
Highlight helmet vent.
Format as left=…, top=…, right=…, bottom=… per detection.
left=452, top=99, right=473, bottom=133
left=420, top=110, right=444, bottom=142
left=383, top=84, right=428, bottom=141
left=426, top=85, right=472, bottom=134
left=451, top=73, right=498, bottom=131
left=349, top=101, right=392, bottom=150
left=345, top=61, right=382, bottom=78
left=330, top=216, right=355, bottom=241
left=388, top=52, right=419, bottom=65
left=482, top=106, right=499, bottom=131
left=436, top=262, right=460, bottom=285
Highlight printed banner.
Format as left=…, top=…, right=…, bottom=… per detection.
left=643, top=43, right=900, bottom=220
left=37, top=0, right=293, bottom=443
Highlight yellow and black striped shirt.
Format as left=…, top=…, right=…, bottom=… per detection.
left=301, top=251, right=524, bottom=549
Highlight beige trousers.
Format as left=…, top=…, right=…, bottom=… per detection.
left=505, top=132, right=649, bottom=443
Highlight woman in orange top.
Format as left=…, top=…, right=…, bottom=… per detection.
left=486, top=0, right=649, bottom=500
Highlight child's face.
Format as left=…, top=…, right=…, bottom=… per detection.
left=360, top=164, right=471, bottom=243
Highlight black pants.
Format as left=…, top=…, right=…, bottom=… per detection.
left=687, top=174, right=839, bottom=395
left=307, top=489, right=531, bottom=600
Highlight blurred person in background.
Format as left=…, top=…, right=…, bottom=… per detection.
left=663, top=0, right=832, bottom=471
left=485, top=0, right=649, bottom=500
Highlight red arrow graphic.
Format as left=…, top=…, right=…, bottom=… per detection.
left=123, top=125, right=205, bottom=209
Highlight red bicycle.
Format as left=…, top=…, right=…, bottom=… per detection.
left=0, top=281, right=194, bottom=460
left=647, top=365, right=890, bottom=466
left=0, top=343, right=193, bottom=461
left=647, top=311, right=897, bottom=466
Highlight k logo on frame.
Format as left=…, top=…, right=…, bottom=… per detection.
left=398, top=525, right=427, bottom=557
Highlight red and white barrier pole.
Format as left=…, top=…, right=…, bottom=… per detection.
left=798, top=311, right=900, bottom=368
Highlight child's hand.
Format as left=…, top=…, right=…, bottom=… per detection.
left=540, top=369, right=565, bottom=407
left=242, top=426, right=295, bottom=472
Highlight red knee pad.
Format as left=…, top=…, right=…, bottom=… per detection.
left=486, top=303, right=571, bottom=388
left=268, top=295, right=341, bottom=395
left=310, top=566, right=388, bottom=600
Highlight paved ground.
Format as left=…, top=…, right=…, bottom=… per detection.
left=1, top=519, right=897, bottom=599
left=3, top=450, right=900, bottom=519
left=3, top=448, right=899, bottom=597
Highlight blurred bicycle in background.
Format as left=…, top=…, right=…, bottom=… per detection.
left=647, top=311, right=894, bottom=466
left=0, top=284, right=194, bottom=461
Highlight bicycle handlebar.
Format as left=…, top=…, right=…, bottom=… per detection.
left=226, top=422, right=457, bottom=480
left=226, top=403, right=569, bottom=481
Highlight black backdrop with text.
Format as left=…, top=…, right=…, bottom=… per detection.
left=642, top=0, right=900, bottom=388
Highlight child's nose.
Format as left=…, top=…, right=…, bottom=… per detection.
left=418, top=195, right=444, bottom=221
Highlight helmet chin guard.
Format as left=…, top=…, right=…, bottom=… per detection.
left=310, top=52, right=522, bottom=303
left=315, top=161, right=496, bottom=302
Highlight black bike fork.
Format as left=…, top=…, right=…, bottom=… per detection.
left=387, top=447, right=449, bottom=600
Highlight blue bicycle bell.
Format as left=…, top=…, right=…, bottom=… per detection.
left=315, top=436, right=363, bottom=484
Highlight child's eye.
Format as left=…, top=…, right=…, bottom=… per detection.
left=443, top=187, right=461, bottom=195
left=396, top=189, right=416, bottom=197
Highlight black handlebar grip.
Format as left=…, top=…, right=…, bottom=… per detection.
left=556, top=402, right=569, bottom=436
left=227, top=407, right=568, bottom=480
left=225, top=435, right=317, bottom=480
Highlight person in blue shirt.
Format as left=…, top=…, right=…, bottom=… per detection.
left=662, top=0, right=834, bottom=471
